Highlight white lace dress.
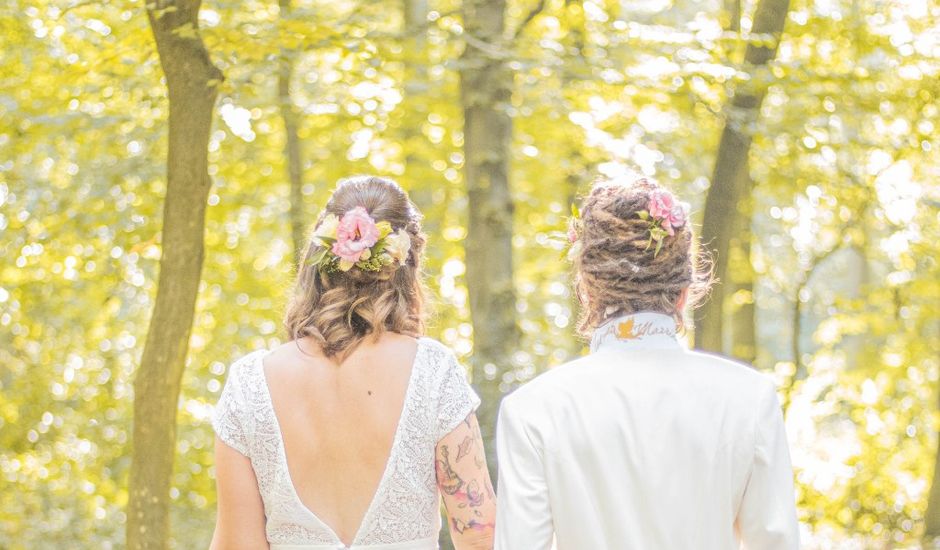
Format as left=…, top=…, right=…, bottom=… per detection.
left=212, top=337, right=481, bottom=550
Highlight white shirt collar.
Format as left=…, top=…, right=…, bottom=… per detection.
left=589, top=311, right=683, bottom=353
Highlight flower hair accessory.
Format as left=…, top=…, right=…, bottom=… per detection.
left=307, top=206, right=411, bottom=273
left=637, top=189, right=688, bottom=258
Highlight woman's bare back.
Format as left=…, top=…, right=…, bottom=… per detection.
left=211, top=176, right=494, bottom=549
left=261, top=333, right=419, bottom=545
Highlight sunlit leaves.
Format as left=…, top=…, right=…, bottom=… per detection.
left=2, top=0, right=938, bottom=548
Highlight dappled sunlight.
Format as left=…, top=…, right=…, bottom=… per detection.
left=2, top=0, right=938, bottom=548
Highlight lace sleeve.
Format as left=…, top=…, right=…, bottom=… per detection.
left=435, top=347, right=481, bottom=440
left=212, top=357, right=251, bottom=456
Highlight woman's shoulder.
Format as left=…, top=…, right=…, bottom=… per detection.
left=222, top=348, right=269, bottom=387
left=415, top=336, right=464, bottom=374
left=212, top=349, right=270, bottom=455
left=415, top=335, right=453, bottom=356
left=412, top=336, right=480, bottom=435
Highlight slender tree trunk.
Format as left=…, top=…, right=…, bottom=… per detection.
left=780, top=241, right=845, bottom=413
left=724, top=0, right=742, bottom=32
left=402, top=0, right=428, bottom=86
left=927, top=419, right=940, bottom=539
left=925, top=347, right=940, bottom=538
left=563, top=0, right=589, bottom=359
left=460, top=0, right=517, bottom=483
left=694, top=0, right=790, bottom=352
left=399, top=0, right=435, bottom=229
left=918, top=288, right=939, bottom=536
left=127, top=2, right=222, bottom=549
left=278, top=0, right=306, bottom=265
left=721, top=0, right=756, bottom=361
left=841, top=244, right=870, bottom=370
left=729, top=243, right=757, bottom=362
left=791, top=280, right=803, bottom=368
left=781, top=275, right=805, bottom=414
left=729, top=181, right=756, bottom=363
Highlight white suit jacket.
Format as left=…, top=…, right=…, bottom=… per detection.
left=495, top=312, right=800, bottom=550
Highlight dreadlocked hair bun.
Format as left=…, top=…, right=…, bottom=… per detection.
left=573, top=177, right=713, bottom=337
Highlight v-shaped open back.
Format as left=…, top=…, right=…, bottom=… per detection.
left=212, top=336, right=481, bottom=549
left=257, top=341, right=420, bottom=548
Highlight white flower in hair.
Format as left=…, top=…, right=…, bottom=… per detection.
left=312, top=213, right=340, bottom=245
left=384, top=228, right=411, bottom=263
left=306, top=208, right=409, bottom=273
left=566, top=240, right=583, bottom=262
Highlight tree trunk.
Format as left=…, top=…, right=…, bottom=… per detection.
left=729, top=243, right=757, bottom=363
left=841, top=245, right=870, bottom=371
left=563, top=0, right=589, bottom=360
left=694, top=0, right=790, bottom=352
left=399, top=0, right=436, bottom=229
left=278, top=0, right=306, bottom=266
left=925, top=347, right=940, bottom=539
left=729, top=180, right=756, bottom=363
left=460, top=0, right=517, bottom=484
left=724, top=0, right=742, bottom=32
left=780, top=242, right=844, bottom=414
left=126, top=2, right=222, bottom=549
left=402, top=0, right=428, bottom=74
left=780, top=278, right=805, bottom=415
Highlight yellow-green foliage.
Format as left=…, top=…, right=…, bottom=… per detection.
left=0, top=0, right=937, bottom=548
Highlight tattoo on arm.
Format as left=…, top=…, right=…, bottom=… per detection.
left=437, top=416, right=496, bottom=539
left=456, top=435, right=473, bottom=462
left=436, top=445, right=464, bottom=496
left=451, top=517, right=496, bottom=534
left=438, top=445, right=491, bottom=507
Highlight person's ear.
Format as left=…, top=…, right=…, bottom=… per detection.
left=676, top=287, right=689, bottom=313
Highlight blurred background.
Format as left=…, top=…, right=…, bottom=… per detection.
left=1, top=0, right=937, bottom=548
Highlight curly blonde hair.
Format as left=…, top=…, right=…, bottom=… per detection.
left=573, top=177, right=713, bottom=337
left=284, top=176, right=427, bottom=358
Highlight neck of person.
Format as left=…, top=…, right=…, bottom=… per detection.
left=589, top=309, right=684, bottom=353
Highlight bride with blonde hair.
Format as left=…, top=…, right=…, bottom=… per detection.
left=211, top=176, right=495, bottom=550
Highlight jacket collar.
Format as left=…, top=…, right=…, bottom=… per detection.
left=589, top=311, right=683, bottom=353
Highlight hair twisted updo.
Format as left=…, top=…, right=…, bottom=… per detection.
left=573, top=177, right=713, bottom=337
left=284, top=176, right=427, bottom=358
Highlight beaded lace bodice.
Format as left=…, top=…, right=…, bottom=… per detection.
left=211, top=337, right=480, bottom=548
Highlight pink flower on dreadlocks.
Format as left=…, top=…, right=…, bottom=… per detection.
left=648, top=189, right=687, bottom=236
left=638, top=187, right=690, bottom=258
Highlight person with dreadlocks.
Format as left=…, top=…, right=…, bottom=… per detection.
left=494, top=177, right=800, bottom=550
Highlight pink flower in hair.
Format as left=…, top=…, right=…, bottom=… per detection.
left=648, top=189, right=674, bottom=224
left=647, top=189, right=687, bottom=236
left=332, top=206, right=380, bottom=265
left=666, top=203, right=687, bottom=234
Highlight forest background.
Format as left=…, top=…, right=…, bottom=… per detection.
left=1, top=0, right=938, bottom=548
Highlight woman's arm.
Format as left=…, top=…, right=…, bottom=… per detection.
left=209, top=436, right=269, bottom=550
left=436, top=413, right=496, bottom=550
